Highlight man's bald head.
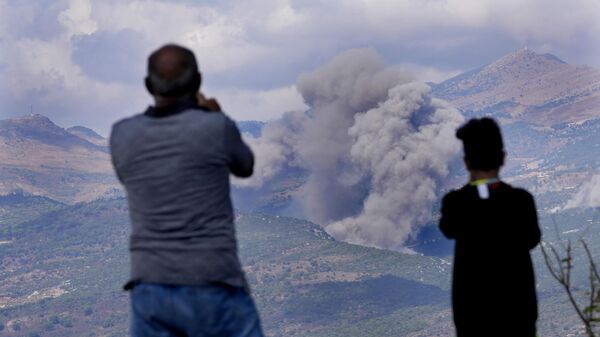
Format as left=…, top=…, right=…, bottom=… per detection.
left=146, top=44, right=201, bottom=99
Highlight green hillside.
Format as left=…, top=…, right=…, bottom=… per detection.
left=1, top=195, right=599, bottom=336
left=0, top=197, right=452, bottom=337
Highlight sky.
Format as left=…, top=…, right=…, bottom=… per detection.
left=0, top=0, right=599, bottom=135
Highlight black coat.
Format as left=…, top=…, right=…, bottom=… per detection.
left=439, top=182, right=541, bottom=337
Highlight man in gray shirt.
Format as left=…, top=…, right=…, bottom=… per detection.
left=110, top=44, right=263, bottom=337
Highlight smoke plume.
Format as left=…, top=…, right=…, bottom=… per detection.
left=236, top=48, right=463, bottom=250
left=326, top=83, right=463, bottom=249
left=234, top=110, right=307, bottom=188
left=564, top=174, right=600, bottom=209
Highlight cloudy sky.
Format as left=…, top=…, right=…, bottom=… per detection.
left=0, top=0, right=598, bottom=135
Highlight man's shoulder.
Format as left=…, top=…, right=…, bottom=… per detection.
left=182, top=109, right=230, bottom=122
left=111, top=113, right=145, bottom=134
left=180, top=109, right=236, bottom=132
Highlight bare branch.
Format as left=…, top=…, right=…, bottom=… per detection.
left=582, top=240, right=600, bottom=283
left=541, top=240, right=593, bottom=336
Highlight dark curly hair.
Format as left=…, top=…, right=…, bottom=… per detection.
left=456, top=117, right=505, bottom=171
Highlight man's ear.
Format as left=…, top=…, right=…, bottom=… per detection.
left=145, top=77, right=154, bottom=95
left=500, top=151, right=506, bottom=166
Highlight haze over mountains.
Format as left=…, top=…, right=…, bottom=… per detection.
left=0, top=49, right=599, bottom=336
left=1, top=48, right=597, bottom=206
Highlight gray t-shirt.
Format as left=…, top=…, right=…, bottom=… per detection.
left=110, top=102, right=254, bottom=291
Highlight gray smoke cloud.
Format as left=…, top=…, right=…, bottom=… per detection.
left=234, top=110, right=307, bottom=188
left=326, top=82, right=463, bottom=250
left=295, top=49, right=409, bottom=223
left=235, top=48, right=463, bottom=250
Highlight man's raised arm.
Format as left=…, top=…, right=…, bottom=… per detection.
left=225, top=118, right=254, bottom=178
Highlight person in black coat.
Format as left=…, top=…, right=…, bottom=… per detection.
left=439, top=118, right=541, bottom=337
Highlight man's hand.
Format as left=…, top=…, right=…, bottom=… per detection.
left=197, top=92, right=222, bottom=112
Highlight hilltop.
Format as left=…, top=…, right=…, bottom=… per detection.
left=432, top=48, right=600, bottom=125
left=66, top=126, right=107, bottom=147
left=0, top=114, right=119, bottom=203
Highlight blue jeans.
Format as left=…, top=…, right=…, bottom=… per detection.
left=130, top=283, right=264, bottom=337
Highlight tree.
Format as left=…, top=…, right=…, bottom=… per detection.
left=541, top=239, right=600, bottom=337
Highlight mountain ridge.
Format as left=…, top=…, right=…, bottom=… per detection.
left=432, top=48, right=600, bottom=125
left=0, top=114, right=118, bottom=203
left=0, top=114, right=104, bottom=151
left=66, top=125, right=107, bottom=147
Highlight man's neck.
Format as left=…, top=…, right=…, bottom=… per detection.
left=145, top=97, right=206, bottom=118
left=154, top=95, right=194, bottom=107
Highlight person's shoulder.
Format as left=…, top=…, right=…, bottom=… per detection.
left=442, top=185, right=469, bottom=205
left=183, top=110, right=239, bottom=132
left=500, top=182, right=534, bottom=201
left=182, top=109, right=231, bottom=125
left=111, top=113, right=144, bottom=133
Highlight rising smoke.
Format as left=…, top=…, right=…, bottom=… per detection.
left=236, top=48, right=463, bottom=250
left=326, top=82, right=463, bottom=250
left=564, top=174, right=600, bottom=209
left=235, top=110, right=307, bottom=188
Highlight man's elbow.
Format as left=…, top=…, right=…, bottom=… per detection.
left=234, top=165, right=253, bottom=178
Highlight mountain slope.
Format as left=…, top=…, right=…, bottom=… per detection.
left=432, top=49, right=600, bottom=125
left=0, top=197, right=452, bottom=337
left=0, top=196, right=596, bottom=336
left=66, top=126, right=107, bottom=147
left=0, top=115, right=118, bottom=203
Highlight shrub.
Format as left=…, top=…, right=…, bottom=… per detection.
left=60, top=316, right=73, bottom=328
left=48, top=315, right=60, bottom=325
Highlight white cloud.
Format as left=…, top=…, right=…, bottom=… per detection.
left=0, top=0, right=598, bottom=133
left=266, top=3, right=307, bottom=31
left=90, top=1, right=270, bottom=73
left=58, top=0, right=98, bottom=37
